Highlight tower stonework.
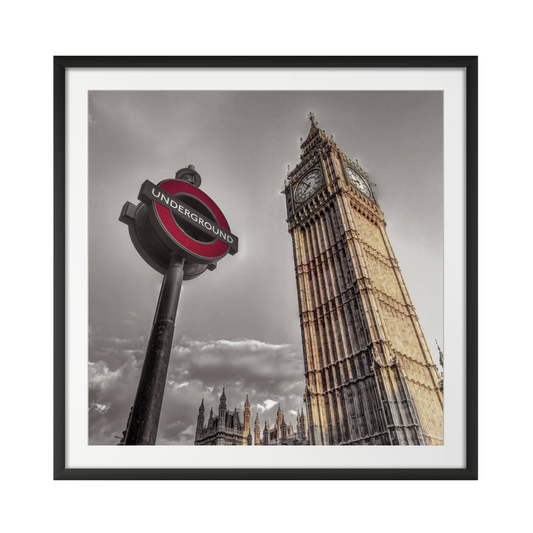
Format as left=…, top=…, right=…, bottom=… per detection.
left=283, top=114, right=444, bottom=446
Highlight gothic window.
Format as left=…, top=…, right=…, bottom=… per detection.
left=335, top=255, right=345, bottom=292
left=358, top=389, right=366, bottom=420
left=335, top=321, right=343, bottom=346
left=318, top=267, right=325, bottom=299
left=356, top=356, right=364, bottom=376
left=347, top=394, right=355, bottom=418
left=350, top=357, right=357, bottom=379
left=333, top=398, right=341, bottom=441
left=329, top=336, right=336, bottom=360
left=365, top=353, right=373, bottom=374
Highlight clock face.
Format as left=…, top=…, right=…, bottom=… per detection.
left=294, top=169, right=322, bottom=203
left=346, top=167, right=371, bottom=196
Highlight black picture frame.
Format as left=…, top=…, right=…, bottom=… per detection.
left=54, top=56, right=478, bottom=480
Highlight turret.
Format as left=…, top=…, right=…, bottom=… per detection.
left=263, top=420, right=270, bottom=445
left=275, top=404, right=283, bottom=440
left=435, top=340, right=444, bottom=390
left=196, top=398, right=205, bottom=440
left=281, top=415, right=288, bottom=442
left=233, top=406, right=240, bottom=430
left=243, top=394, right=251, bottom=442
left=218, top=386, right=227, bottom=428
left=300, top=404, right=308, bottom=440
left=220, top=386, right=227, bottom=407
left=435, top=339, right=444, bottom=368
left=254, top=412, right=261, bottom=445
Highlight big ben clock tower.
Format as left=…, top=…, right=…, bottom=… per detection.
left=283, top=113, right=443, bottom=446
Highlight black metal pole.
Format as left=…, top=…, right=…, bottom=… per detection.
left=124, top=253, right=186, bottom=445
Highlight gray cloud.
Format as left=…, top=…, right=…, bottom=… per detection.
left=89, top=333, right=304, bottom=445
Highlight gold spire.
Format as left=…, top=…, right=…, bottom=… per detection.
left=435, top=339, right=444, bottom=368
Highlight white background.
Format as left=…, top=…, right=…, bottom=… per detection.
left=2, top=1, right=530, bottom=532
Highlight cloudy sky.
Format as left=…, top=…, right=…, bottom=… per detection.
left=88, top=91, right=443, bottom=445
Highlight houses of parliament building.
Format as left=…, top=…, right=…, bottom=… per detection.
left=194, top=388, right=309, bottom=446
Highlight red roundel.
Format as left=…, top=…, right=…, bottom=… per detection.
left=153, top=180, right=231, bottom=261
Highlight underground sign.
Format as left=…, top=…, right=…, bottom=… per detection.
left=139, top=179, right=238, bottom=262
left=119, top=171, right=238, bottom=276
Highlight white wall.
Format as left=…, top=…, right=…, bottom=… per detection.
left=2, top=1, right=528, bottom=532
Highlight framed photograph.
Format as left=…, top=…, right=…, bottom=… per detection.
left=54, top=56, right=477, bottom=480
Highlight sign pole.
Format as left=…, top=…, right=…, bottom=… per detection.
left=124, top=253, right=186, bottom=445
left=120, top=165, right=238, bottom=444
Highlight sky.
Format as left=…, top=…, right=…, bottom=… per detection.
left=88, top=91, right=443, bottom=445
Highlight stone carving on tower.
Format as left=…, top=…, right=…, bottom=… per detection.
left=282, top=113, right=444, bottom=445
